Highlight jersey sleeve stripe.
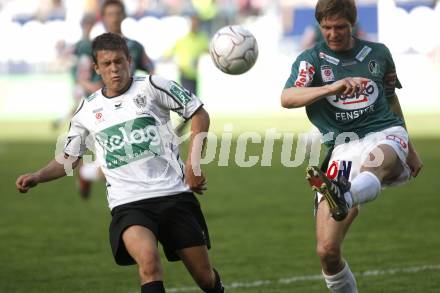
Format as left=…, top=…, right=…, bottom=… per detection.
left=72, top=99, right=85, bottom=117
left=149, top=75, right=184, bottom=109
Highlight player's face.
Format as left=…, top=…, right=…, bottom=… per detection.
left=320, top=17, right=354, bottom=52
left=94, top=50, right=132, bottom=96
left=102, top=4, right=124, bottom=34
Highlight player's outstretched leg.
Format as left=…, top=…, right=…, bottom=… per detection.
left=178, top=246, right=225, bottom=292
left=306, top=166, right=351, bottom=221
left=122, top=226, right=165, bottom=293
left=316, top=199, right=359, bottom=293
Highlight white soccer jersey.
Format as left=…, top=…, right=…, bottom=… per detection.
left=64, top=75, right=203, bottom=209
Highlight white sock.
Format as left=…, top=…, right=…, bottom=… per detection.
left=79, top=161, right=101, bottom=181
left=323, top=262, right=358, bottom=293
left=345, top=171, right=381, bottom=207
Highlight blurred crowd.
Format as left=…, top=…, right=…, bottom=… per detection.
left=0, top=0, right=439, bottom=75
left=0, top=0, right=272, bottom=27
left=0, top=0, right=276, bottom=74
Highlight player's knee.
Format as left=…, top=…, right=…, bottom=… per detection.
left=316, top=242, right=341, bottom=266
left=137, top=252, right=163, bottom=281
left=361, top=152, right=400, bottom=182
left=138, top=264, right=163, bottom=282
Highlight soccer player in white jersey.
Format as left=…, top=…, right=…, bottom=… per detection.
left=77, top=0, right=156, bottom=198
left=16, top=33, right=224, bottom=293
left=281, top=0, right=423, bottom=292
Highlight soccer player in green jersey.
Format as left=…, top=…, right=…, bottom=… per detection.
left=16, top=33, right=224, bottom=293
left=52, top=13, right=102, bottom=131
left=72, top=13, right=102, bottom=100
left=101, top=0, right=155, bottom=75
left=281, top=0, right=423, bottom=292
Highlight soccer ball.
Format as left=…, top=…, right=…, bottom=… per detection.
left=209, top=25, right=258, bottom=75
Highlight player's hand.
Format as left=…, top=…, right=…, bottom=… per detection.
left=15, top=173, right=39, bottom=193
left=327, top=77, right=370, bottom=96
left=406, top=149, right=423, bottom=177
left=184, top=163, right=207, bottom=195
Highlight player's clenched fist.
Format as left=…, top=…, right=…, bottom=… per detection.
left=15, top=173, right=39, bottom=193
left=185, top=164, right=207, bottom=195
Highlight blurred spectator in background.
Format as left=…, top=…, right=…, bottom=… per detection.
left=238, top=0, right=264, bottom=17
left=101, top=0, right=155, bottom=75
left=216, top=0, right=239, bottom=27
left=35, top=0, right=66, bottom=22
left=191, top=0, right=218, bottom=36
left=165, top=13, right=209, bottom=96
left=83, top=0, right=101, bottom=15
left=164, top=13, right=209, bottom=135
left=53, top=12, right=101, bottom=130
left=123, top=0, right=149, bottom=19
left=72, top=13, right=102, bottom=105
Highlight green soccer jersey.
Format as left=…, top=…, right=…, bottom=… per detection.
left=72, top=39, right=101, bottom=76
left=284, top=37, right=404, bottom=147
left=72, top=39, right=101, bottom=86
left=125, top=37, right=153, bottom=74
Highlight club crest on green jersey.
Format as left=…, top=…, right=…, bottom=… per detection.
left=368, top=60, right=381, bottom=77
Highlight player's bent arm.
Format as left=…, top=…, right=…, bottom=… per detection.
left=185, top=107, right=210, bottom=194
left=281, top=77, right=369, bottom=108
left=15, top=154, right=80, bottom=193
left=387, top=94, right=423, bottom=176
left=187, top=107, right=210, bottom=159
left=281, top=86, right=333, bottom=108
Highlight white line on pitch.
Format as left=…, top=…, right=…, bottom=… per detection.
left=158, top=264, right=440, bottom=292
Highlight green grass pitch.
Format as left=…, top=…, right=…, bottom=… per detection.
left=1, top=136, right=440, bottom=293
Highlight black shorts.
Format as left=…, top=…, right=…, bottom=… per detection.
left=109, top=192, right=211, bottom=265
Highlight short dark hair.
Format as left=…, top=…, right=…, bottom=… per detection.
left=91, top=32, right=130, bottom=64
left=315, top=0, right=357, bottom=25
left=101, top=0, right=126, bottom=17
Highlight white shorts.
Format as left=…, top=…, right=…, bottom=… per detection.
left=316, top=126, right=411, bottom=203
